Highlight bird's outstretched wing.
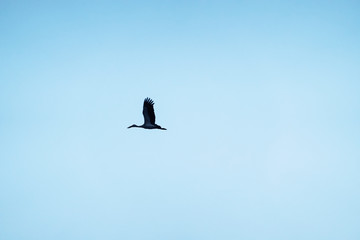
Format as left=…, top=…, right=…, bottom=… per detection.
left=143, top=97, right=156, bottom=125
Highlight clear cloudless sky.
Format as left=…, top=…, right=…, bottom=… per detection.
left=1, top=1, right=359, bottom=239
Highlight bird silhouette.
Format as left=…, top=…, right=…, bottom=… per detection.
left=128, top=97, right=167, bottom=130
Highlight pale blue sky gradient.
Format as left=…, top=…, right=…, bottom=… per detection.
left=1, top=1, right=360, bottom=239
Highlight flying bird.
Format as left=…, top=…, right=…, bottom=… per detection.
left=128, top=97, right=167, bottom=130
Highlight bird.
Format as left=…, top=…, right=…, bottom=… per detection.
left=128, top=97, right=167, bottom=130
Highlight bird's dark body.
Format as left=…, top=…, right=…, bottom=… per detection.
left=128, top=98, right=167, bottom=130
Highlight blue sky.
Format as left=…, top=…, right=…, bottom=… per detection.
left=1, top=1, right=359, bottom=239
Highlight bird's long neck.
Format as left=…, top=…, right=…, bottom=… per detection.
left=128, top=124, right=141, bottom=129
